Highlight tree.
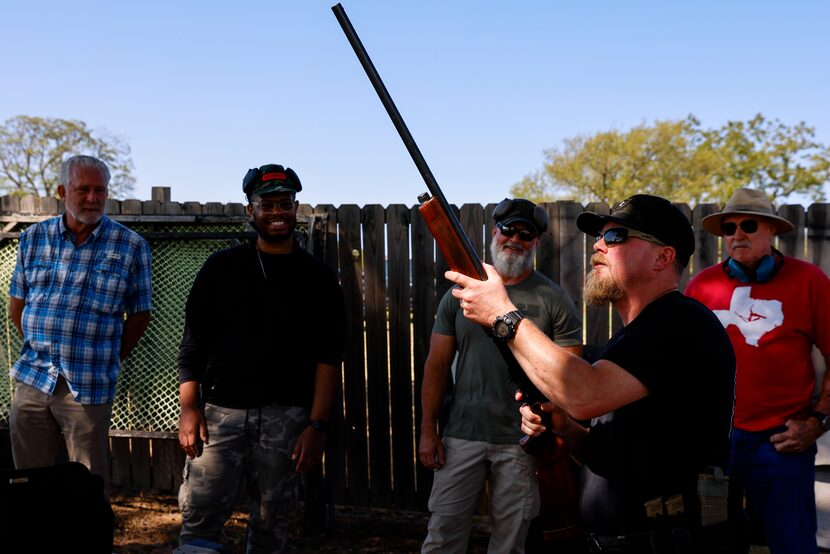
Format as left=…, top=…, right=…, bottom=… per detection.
left=513, top=114, right=830, bottom=206
left=0, top=115, right=136, bottom=199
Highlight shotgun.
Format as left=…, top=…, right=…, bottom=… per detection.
left=332, top=2, right=561, bottom=428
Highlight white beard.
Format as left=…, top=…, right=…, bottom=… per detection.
left=490, top=241, right=535, bottom=280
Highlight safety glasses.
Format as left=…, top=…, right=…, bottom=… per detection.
left=721, top=219, right=758, bottom=236
left=596, top=227, right=666, bottom=247
left=496, top=222, right=538, bottom=241
left=250, top=200, right=295, bottom=213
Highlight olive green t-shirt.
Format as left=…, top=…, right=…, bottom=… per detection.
left=435, top=271, right=582, bottom=444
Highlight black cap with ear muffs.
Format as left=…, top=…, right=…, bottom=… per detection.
left=242, top=164, right=302, bottom=198
left=492, top=198, right=548, bottom=235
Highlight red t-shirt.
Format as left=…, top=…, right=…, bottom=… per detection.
left=685, top=257, right=830, bottom=431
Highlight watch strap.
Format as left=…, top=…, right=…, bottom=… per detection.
left=809, top=411, right=830, bottom=431
left=310, top=419, right=327, bottom=432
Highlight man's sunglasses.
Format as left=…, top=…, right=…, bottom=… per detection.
left=721, top=219, right=758, bottom=236
left=596, top=227, right=666, bottom=247
left=496, top=222, right=538, bottom=241
left=251, top=200, right=295, bottom=213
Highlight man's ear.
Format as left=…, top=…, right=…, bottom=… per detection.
left=246, top=203, right=254, bottom=217
left=654, top=246, right=677, bottom=271
left=57, top=185, right=66, bottom=200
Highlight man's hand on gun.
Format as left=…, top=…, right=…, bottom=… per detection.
left=515, top=390, right=570, bottom=437
left=446, top=264, right=514, bottom=326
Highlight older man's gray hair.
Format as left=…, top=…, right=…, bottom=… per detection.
left=59, top=155, right=111, bottom=187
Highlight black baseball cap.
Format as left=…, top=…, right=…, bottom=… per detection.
left=576, top=194, right=695, bottom=267
left=243, top=164, right=302, bottom=197
left=492, top=198, right=549, bottom=235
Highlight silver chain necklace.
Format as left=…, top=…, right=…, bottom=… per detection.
left=256, top=249, right=267, bottom=280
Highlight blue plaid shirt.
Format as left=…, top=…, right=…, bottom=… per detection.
left=9, top=215, right=153, bottom=404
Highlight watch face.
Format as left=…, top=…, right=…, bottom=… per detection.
left=494, top=320, right=510, bottom=338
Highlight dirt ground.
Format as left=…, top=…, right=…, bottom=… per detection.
left=111, top=490, right=490, bottom=553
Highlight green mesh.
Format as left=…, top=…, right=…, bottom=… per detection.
left=0, top=223, right=248, bottom=430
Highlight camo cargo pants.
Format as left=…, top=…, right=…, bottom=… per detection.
left=178, top=402, right=309, bottom=553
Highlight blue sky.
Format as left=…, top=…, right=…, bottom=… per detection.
left=2, top=1, right=828, bottom=207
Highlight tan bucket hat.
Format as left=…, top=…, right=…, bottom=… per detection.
left=701, top=188, right=794, bottom=236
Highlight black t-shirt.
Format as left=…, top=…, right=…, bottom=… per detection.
left=579, top=291, right=735, bottom=535
left=178, top=242, right=346, bottom=409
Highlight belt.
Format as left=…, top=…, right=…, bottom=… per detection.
left=586, top=532, right=652, bottom=553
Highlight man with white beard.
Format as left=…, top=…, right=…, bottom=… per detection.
left=419, top=198, right=582, bottom=554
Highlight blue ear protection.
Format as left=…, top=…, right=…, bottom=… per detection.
left=724, top=254, right=778, bottom=283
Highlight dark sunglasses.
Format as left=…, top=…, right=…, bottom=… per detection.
left=496, top=222, right=538, bottom=241
left=596, top=227, right=666, bottom=247
left=721, top=219, right=758, bottom=236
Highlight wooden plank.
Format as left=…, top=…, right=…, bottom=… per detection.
left=110, top=436, right=131, bottom=489
left=460, top=203, right=485, bottom=262
left=557, top=202, right=584, bottom=311
left=121, top=199, right=142, bottom=215
left=691, top=203, right=720, bottom=279
left=130, top=437, right=152, bottom=490
left=410, top=204, right=436, bottom=510
left=387, top=204, right=415, bottom=509
left=807, top=204, right=830, bottom=274
left=777, top=205, right=806, bottom=260
left=583, top=202, right=610, bottom=353
left=536, top=202, right=558, bottom=283
left=674, top=203, right=692, bottom=291
left=337, top=204, right=369, bottom=506
left=151, top=187, right=171, bottom=203
left=315, top=204, right=346, bottom=508
left=362, top=204, right=391, bottom=507
left=150, top=437, right=178, bottom=492
left=483, top=203, right=496, bottom=266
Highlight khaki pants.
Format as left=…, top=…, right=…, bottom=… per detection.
left=423, top=437, right=540, bottom=554
left=10, top=376, right=113, bottom=494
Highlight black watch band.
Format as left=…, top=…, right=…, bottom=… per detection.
left=310, top=419, right=327, bottom=432
left=492, top=310, right=524, bottom=342
left=809, top=411, right=830, bottom=432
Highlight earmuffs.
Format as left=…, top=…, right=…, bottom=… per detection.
left=722, top=249, right=783, bottom=283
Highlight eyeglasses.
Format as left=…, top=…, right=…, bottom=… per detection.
left=251, top=200, right=295, bottom=213
left=721, top=219, right=758, bottom=236
left=596, top=227, right=666, bottom=247
left=496, top=222, right=538, bottom=241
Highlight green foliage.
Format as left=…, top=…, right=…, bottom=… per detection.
left=513, top=114, right=830, bottom=206
left=0, top=115, right=135, bottom=199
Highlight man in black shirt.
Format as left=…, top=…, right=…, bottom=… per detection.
left=446, top=195, right=735, bottom=552
left=177, top=164, right=345, bottom=552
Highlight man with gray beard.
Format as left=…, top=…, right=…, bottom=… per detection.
left=419, top=198, right=582, bottom=554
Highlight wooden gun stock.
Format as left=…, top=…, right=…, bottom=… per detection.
left=417, top=193, right=485, bottom=279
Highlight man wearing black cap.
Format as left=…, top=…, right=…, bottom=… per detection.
left=177, top=164, right=345, bottom=552
left=686, top=188, right=830, bottom=553
left=419, top=198, right=582, bottom=553
left=446, top=194, right=735, bottom=552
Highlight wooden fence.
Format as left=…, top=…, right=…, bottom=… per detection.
left=1, top=192, right=829, bottom=514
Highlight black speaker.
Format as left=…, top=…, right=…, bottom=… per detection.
left=0, top=462, right=114, bottom=553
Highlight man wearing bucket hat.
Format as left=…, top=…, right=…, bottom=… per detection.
left=446, top=194, right=735, bottom=552
left=177, top=164, right=345, bottom=552
left=419, top=198, right=583, bottom=553
left=686, top=187, right=830, bottom=553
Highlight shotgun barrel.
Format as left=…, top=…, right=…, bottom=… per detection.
left=331, top=2, right=485, bottom=280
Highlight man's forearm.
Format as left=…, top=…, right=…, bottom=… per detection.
left=310, top=363, right=339, bottom=422
left=121, top=311, right=151, bottom=361
left=8, top=296, right=24, bottom=338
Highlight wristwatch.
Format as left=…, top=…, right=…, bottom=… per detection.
left=492, top=310, right=524, bottom=342
left=310, top=420, right=328, bottom=433
left=809, top=411, right=830, bottom=432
